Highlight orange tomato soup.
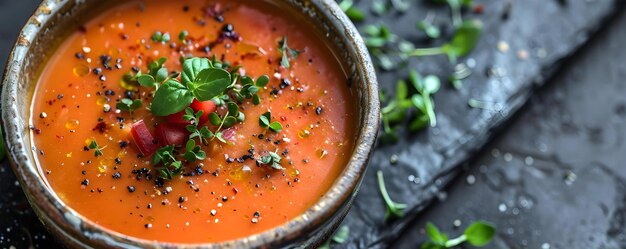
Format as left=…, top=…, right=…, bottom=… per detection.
left=30, top=0, right=355, bottom=243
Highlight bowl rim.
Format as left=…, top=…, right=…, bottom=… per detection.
left=1, top=0, right=380, bottom=247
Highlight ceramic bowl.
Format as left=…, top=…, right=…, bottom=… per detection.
left=1, top=0, right=379, bottom=248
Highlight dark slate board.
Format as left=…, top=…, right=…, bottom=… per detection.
left=0, top=0, right=623, bottom=248
left=393, top=9, right=626, bottom=248
left=337, top=0, right=625, bottom=248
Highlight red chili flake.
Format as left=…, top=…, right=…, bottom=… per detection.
left=203, top=3, right=222, bottom=18
left=280, top=116, right=287, bottom=121
left=93, top=121, right=108, bottom=133
left=473, top=4, right=484, bottom=14
left=232, top=188, right=239, bottom=194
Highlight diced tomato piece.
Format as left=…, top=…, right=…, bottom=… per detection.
left=189, top=99, right=217, bottom=125
left=166, top=110, right=189, bottom=126
left=130, top=120, right=159, bottom=156
left=155, top=123, right=188, bottom=146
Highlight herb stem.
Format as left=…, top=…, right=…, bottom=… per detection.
left=445, top=234, right=467, bottom=247
left=408, top=47, right=445, bottom=57
left=377, top=170, right=406, bottom=210
left=211, top=111, right=230, bottom=141
left=449, top=1, right=463, bottom=28
left=423, top=93, right=437, bottom=127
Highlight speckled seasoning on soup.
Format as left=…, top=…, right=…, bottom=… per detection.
left=30, top=0, right=355, bottom=243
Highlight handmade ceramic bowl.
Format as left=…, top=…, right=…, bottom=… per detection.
left=1, top=0, right=378, bottom=248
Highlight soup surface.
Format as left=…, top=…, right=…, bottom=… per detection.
left=31, top=0, right=355, bottom=243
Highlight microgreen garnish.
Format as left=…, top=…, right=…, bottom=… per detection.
left=259, top=112, right=283, bottom=132
left=422, top=221, right=495, bottom=249
left=417, top=20, right=441, bottom=39
left=278, top=36, right=301, bottom=69
left=116, top=98, right=142, bottom=115
left=183, top=139, right=206, bottom=162
left=88, top=139, right=106, bottom=157
left=150, top=57, right=231, bottom=116
left=380, top=71, right=440, bottom=142
left=408, top=20, right=483, bottom=63
left=151, top=31, right=171, bottom=43
left=410, top=70, right=440, bottom=127
left=432, top=0, right=473, bottom=28
left=178, top=30, right=188, bottom=42
left=449, top=63, right=472, bottom=89
left=338, top=0, right=366, bottom=22
left=256, top=151, right=283, bottom=170
left=134, top=57, right=179, bottom=89
left=319, top=225, right=350, bottom=249
left=184, top=108, right=214, bottom=145
left=152, top=145, right=182, bottom=180
left=377, top=170, right=407, bottom=220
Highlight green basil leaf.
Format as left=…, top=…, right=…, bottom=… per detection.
left=137, top=74, right=156, bottom=87
left=464, top=221, right=496, bottom=246
left=150, top=80, right=194, bottom=116
left=182, top=57, right=211, bottom=86
left=426, top=223, right=448, bottom=245
left=188, top=68, right=231, bottom=101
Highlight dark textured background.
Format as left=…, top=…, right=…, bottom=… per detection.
left=0, top=0, right=625, bottom=248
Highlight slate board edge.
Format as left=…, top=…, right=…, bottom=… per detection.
left=368, top=3, right=626, bottom=248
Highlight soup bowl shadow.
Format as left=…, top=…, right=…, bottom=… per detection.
left=1, top=0, right=379, bottom=248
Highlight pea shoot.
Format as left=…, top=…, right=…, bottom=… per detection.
left=319, top=225, right=350, bottom=249
left=116, top=98, right=142, bottom=116
left=259, top=112, right=283, bottom=132
left=380, top=71, right=441, bottom=142
left=408, top=20, right=483, bottom=63
left=338, top=0, right=366, bottom=22
left=432, top=0, right=473, bottom=28
left=88, top=139, right=106, bottom=157
left=277, top=36, right=301, bottom=69
left=152, top=145, right=182, bottom=180
left=417, top=18, right=441, bottom=39
left=422, top=221, right=495, bottom=248
left=377, top=170, right=407, bottom=221
left=256, top=151, right=283, bottom=170
left=183, top=108, right=214, bottom=146
left=151, top=31, right=171, bottom=43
